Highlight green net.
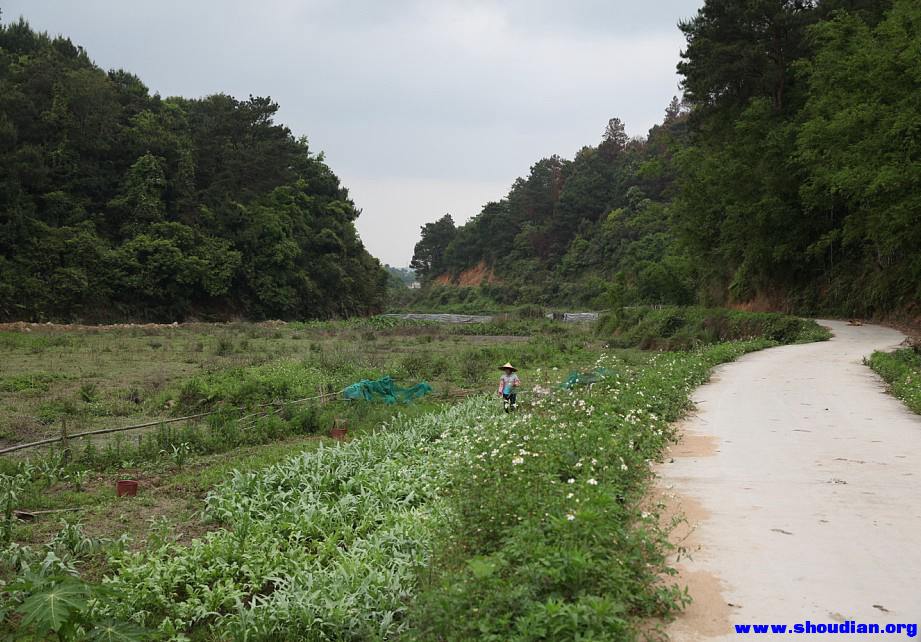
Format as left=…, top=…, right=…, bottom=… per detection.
left=561, top=368, right=615, bottom=389
left=342, top=375, right=433, bottom=404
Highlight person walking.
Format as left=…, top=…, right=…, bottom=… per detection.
left=498, top=362, right=520, bottom=412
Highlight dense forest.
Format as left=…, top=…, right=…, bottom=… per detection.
left=0, top=15, right=387, bottom=322
left=412, top=0, right=920, bottom=317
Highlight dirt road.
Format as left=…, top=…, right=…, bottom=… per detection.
left=661, top=320, right=921, bottom=639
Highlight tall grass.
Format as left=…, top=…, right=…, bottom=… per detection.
left=867, top=348, right=921, bottom=415
left=598, top=306, right=830, bottom=350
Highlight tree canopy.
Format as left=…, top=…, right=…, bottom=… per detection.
left=0, top=16, right=386, bottom=321
left=411, top=0, right=919, bottom=317
left=410, top=102, right=693, bottom=309
left=675, top=0, right=918, bottom=313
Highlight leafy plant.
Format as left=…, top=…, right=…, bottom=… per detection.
left=15, top=573, right=91, bottom=639
left=37, top=452, right=68, bottom=489
left=100, top=399, right=495, bottom=637
left=10, top=573, right=148, bottom=641
left=164, top=442, right=192, bottom=469
left=71, top=469, right=90, bottom=492
left=49, top=521, right=106, bottom=559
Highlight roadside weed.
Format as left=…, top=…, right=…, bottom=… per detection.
left=867, top=348, right=921, bottom=415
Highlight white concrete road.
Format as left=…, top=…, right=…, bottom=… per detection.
left=660, top=320, right=921, bottom=640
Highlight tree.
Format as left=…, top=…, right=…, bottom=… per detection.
left=410, top=214, right=456, bottom=281
left=107, top=153, right=167, bottom=231
left=601, top=117, right=628, bottom=153
left=795, top=0, right=921, bottom=311
left=407, top=1, right=918, bottom=317
left=664, top=96, right=685, bottom=123
left=671, top=0, right=918, bottom=315
left=678, top=0, right=818, bottom=114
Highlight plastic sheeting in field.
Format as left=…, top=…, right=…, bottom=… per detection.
left=342, top=375, right=433, bottom=404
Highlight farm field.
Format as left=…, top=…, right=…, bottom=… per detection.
left=0, top=317, right=576, bottom=448
left=0, top=311, right=829, bottom=640
left=0, top=317, right=593, bottom=543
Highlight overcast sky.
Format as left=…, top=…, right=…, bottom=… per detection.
left=4, top=0, right=702, bottom=266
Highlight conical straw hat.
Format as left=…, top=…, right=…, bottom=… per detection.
left=499, top=362, right=517, bottom=371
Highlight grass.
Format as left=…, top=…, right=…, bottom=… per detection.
left=0, top=319, right=595, bottom=447
left=866, top=347, right=921, bottom=415
left=598, top=305, right=831, bottom=350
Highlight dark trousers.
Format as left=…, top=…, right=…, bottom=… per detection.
left=503, top=393, right=517, bottom=412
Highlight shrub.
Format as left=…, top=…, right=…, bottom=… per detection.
left=401, top=352, right=436, bottom=380
left=78, top=383, right=98, bottom=403
left=214, top=337, right=235, bottom=356
left=36, top=399, right=78, bottom=425
left=459, top=348, right=491, bottom=386
left=170, top=361, right=326, bottom=413
left=514, top=304, right=546, bottom=320
left=0, top=372, right=65, bottom=393
left=285, top=404, right=321, bottom=435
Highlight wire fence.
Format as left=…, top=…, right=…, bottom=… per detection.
left=0, top=388, right=344, bottom=456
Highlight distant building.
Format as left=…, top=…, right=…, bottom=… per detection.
left=408, top=282, right=421, bottom=289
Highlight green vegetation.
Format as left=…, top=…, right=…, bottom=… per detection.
left=676, top=0, right=919, bottom=316
left=409, top=114, right=690, bottom=310
left=0, top=318, right=595, bottom=639
left=0, top=313, right=828, bottom=639
left=0, top=17, right=386, bottom=322
left=599, top=306, right=831, bottom=351
left=867, top=347, right=921, bottom=415
left=0, top=318, right=594, bottom=542
left=0, top=0, right=892, bottom=635
left=410, top=0, right=920, bottom=318
left=384, top=266, right=418, bottom=309
left=385, top=266, right=416, bottom=287
left=408, top=341, right=775, bottom=641
left=101, top=402, right=477, bottom=639
left=0, top=319, right=588, bottom=450
left=0, top=521, right=148, bottom=640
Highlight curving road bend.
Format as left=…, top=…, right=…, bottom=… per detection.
left=660, top=320, right=921, bottom=640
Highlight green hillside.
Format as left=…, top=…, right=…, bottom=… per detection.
left=0, top=17, right=387, bottom=322
left=411, top=0, right=920, bottom=318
